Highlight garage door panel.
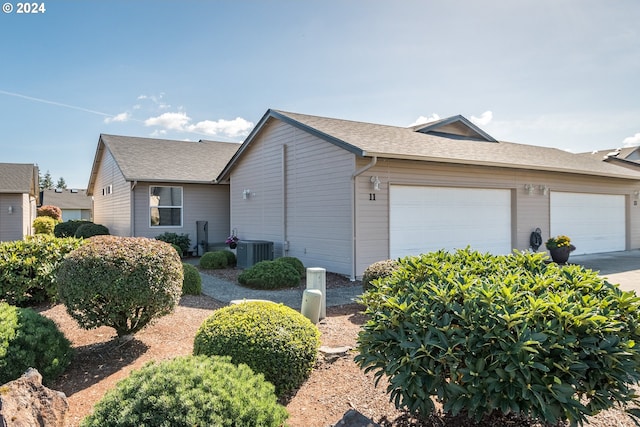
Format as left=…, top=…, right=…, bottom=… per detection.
left=550, top=192, right=625, bottom=255
left=390, top=186, right=511, bottom=258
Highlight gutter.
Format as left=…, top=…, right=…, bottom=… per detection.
left=350, top=156, right=377, bottom=280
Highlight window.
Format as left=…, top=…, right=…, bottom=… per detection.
left=150, top=186, right=182, bottom=227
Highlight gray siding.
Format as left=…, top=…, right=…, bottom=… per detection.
left=230, top=120, right=355, bottom=276
left=92, top=149, right=131, bottom=236
left=0, top=194, right=28, bottom=242
left=132, top=182, right=230, bottom=250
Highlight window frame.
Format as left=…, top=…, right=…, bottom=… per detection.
left=149, top=185, right=183, bottom=228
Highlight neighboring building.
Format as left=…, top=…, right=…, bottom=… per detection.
left=86, top=134, right=240, bottom=253
left=40, top=188, right=92, bottom=221
left=0, top=163, right=40, bottom=242
left=217, top=109, right=640, bottom=279
left=583, top=146, right=640, bottom=171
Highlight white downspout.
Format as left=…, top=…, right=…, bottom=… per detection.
left=350, top=156, right=377, bottom=280
left=282, top=144, right=288, bottom=256
left=130, top=181, right=137, bottom=236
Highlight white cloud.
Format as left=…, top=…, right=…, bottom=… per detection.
left=104, top=112, right=130, bottom=124
left=145, top=112, right=254, bottom=138
left=144, top=112, right=191, bottom=130
left=470, top=111, right=493, bottom=126
left=409, top=114, right=440, bottom=127
left=623, top=132, right=640, bottom=147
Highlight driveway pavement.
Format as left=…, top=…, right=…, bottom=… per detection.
left=570, top=250, right=640, bottom=294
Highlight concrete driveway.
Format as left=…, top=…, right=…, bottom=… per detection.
left=570, top=250, right=640, bottom=294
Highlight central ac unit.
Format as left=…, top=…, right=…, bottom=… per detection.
left=236, top=240, right=274, bottom=269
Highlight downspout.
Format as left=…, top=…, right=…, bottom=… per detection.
left=130, top=181, right=137, bottom=236
left=282, top=144, right=288, bottom=256
left=350, top=156, right=377, bottom=280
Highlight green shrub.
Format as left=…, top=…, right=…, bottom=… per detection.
left=237, top=260, right=300, bottom=289
left=0, top=302, right=72, bottom=385
left=356, top=249, right=640, bottom=425
left=74, top=222, right=110, bottom=238
left=37, top=205, right=62, bottom=221
left=194, top=301, right=320, bottom=397
left=220, top=249, right=236, bottom=267
left=275, top=256, right=305, bottom=277
left=54, top=220, right=92, bottom=238
left=33, top=216, right=57, bottom=235
left=81, top=355, right=288, bottom=427
left=361, top=259, right=399, bottom=291
left=199, top=251, right=227, bottom=269
left=57, top=236, right=183, bottom=337
left=155, top=232, right=191, bottom=255
left=0, top=235, right=84, bottom=305
left=182, top=263, right=201, bottom=295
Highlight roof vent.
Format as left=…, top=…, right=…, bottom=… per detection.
left=54, top=188, right=63, bottom=193
left=70, top=189, right=78, bottom=193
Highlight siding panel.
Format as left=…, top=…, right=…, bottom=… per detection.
left=92, top=149, right=131, bottom=236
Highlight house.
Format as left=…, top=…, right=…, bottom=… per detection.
left=583, top=147, right=640, bottom=171
left=0, top=163, right=40, bottom=242
left=217, top=109, right=640, bottom=279
left=87, top=134, right=240, bottom=253
left=40, top=188, right=92, bottom=221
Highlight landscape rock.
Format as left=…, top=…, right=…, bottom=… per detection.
left=332, top=409, right=380, bottom=427
left=319, top=345, right=352, bottom=363
left=0, top=368, right=68, bottom=427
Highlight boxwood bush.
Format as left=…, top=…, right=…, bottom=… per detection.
left=356, top=249, right=640, bottom=426
left=275, top=256, right=305, bottom=277
left=155, top=232, right=191, bottom=255
left=362, top=258, right=399, bottom=291
left=74, top=222, right=110, bottom=238
left=181, top=263, right=201, bottom=295
left=33, top=216, right=57, bottom=235
left=220, top=249, right=236, bottom=267
left=0, top=302, right=72, bottom=385
left=0, top=235, right=84, bottom=305
left=237, top=260, right=300, bottom=289
left=57, top=236, right=183, bottom=337
left=199, top=251, right=227, bottom=269
left=54, top=220, right=92, bottom=238
left=193, top=301, right=320, bottom=397
left=81, top=355, right=288, bottom=427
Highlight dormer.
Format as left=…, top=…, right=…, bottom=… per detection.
left=411, top=115, right=497, bottom=142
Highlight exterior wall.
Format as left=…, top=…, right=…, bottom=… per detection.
left=92, top=149, right=131, bottom=236
left=354, top=158, right=640, bottom=277
left=230, top=119, right=355, bottom=276
left=132, top=182, right=230, bottom=251
left=0, top=194, right=27, bottom=242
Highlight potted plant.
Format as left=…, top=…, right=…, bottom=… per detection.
left=225, top=233, right=239, bottom=249
left=545, top=235, right=576, bottom=264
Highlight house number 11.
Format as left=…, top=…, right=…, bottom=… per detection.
left=369, top=193, right=376, bottom=201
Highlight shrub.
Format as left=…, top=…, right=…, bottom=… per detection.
left=81, top=355, right=288, bottom=427
left=237, top=260, right=300, bottom=289
left=57, top=236, right=183, bottom=337
left=33, top=216, right=56, bottom=235
left=182, top=263, right=201, bottom=295
left=356, top=249, right=640, bottom=425
left=194, top=301, right=320, bottom=397
left=0, top=235, right=84, bottom=305
left=362, top=259, right=399, bottom=291
left=37, top=205, right=62, bottom=221
left=199, top=251, right=227, bottom=269
left=74, top=222, right=110, bottom=238
left=0, top=302, right=72, bottom=385
left=220, top=249, right=236, bottom=267
left=54, top=220, right=92, bottom=238
left=275, top=256, right=305, bottom=277
left=155, top=232, right=191, bottom=255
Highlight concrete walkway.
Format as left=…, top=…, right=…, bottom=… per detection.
left=570, top=250, right=640, bottom=294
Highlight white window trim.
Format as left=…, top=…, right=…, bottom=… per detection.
left=149, top=185, right=183, bottom=228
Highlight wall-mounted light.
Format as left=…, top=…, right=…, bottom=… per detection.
left=242, top=189, right=251, bottom=200
left=370, top=176, right=381, bottom=191
left=539, top=185, right=549, bottom=196
left=7, top=206, right=13, bottom=214
left=634, top=190, right=640, bottom=199
left=524, top=184, right=535, bottom=195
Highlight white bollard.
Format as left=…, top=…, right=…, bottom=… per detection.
left=306, top=267, right=326, bottom=319
left=301, top=289, right=322, bottom=324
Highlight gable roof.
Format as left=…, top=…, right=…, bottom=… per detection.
left=87, top=134, right=241, bottom=195
left=218, top=109, right=640, bottom=181
left=41, top=188, right=92, bottom=210
left=0, top=163, right=39, bottom=195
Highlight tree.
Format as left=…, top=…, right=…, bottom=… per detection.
left=56, top=177, right=67, bottom=189
left=40, top=170, right=53, bottom=190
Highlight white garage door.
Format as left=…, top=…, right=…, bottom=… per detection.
left=550, top=192, right=625, bottom=255
left=389, top=185, right=512, bottom=258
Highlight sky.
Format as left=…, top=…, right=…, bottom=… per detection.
left=1, top=0, right=639, bottom=188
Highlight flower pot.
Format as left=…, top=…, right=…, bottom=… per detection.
left=229, top=242, right=237, bottom=249
left=549, top=247, right=572, bottom=264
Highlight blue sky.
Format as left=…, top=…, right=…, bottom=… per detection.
left=1, top=0, right=639, bottom=188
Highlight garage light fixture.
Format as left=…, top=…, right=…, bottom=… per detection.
left=634, top=190, right=640, bottom=199
left=242, top=189, right=251, bottom=200
left=524, top=184, right=535, bottom=195
left=370, top=176, right=381, bottom=191
left=7, top=205, right=13, bottom=214
left=539, top=185, right=549, bottom=196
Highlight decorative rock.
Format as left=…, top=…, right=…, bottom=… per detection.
left=319, top=345, right=352, bottom=362
left=0, top=368, right=68, bottom=427
left=332, top=409, right=380, bottom=427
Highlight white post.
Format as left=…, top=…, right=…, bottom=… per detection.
left=306, top=267, right=326, bottom=319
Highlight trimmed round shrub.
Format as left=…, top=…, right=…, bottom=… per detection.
left=275, top=256, right=305, bottom=277
left=220, top=249, right=236, bottom=267
left=199, top=251, right=227, bottom=269
left=237, top=260, right=300, bottom=289
left=0, top=302, right=72, bottom=385
left=33, top=216, right=56, bottom=235
left=356, top=249, right=640, bottom=425
left=54, top=220, right=92, bottom=238
left=182, top=263, right=201, bottom=295
left=362, top=259, right=399, bottom=291
left=57, top=236, right=183, bottom=337
left=194, top=301, right=320, bottom=397
left=155, top=232, right=191, bottom=255
left=80, top=355, right=288, bottom=427
left=74, top=222, right=110, bottom=238
left=37, top=205, right=62, bottom=221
